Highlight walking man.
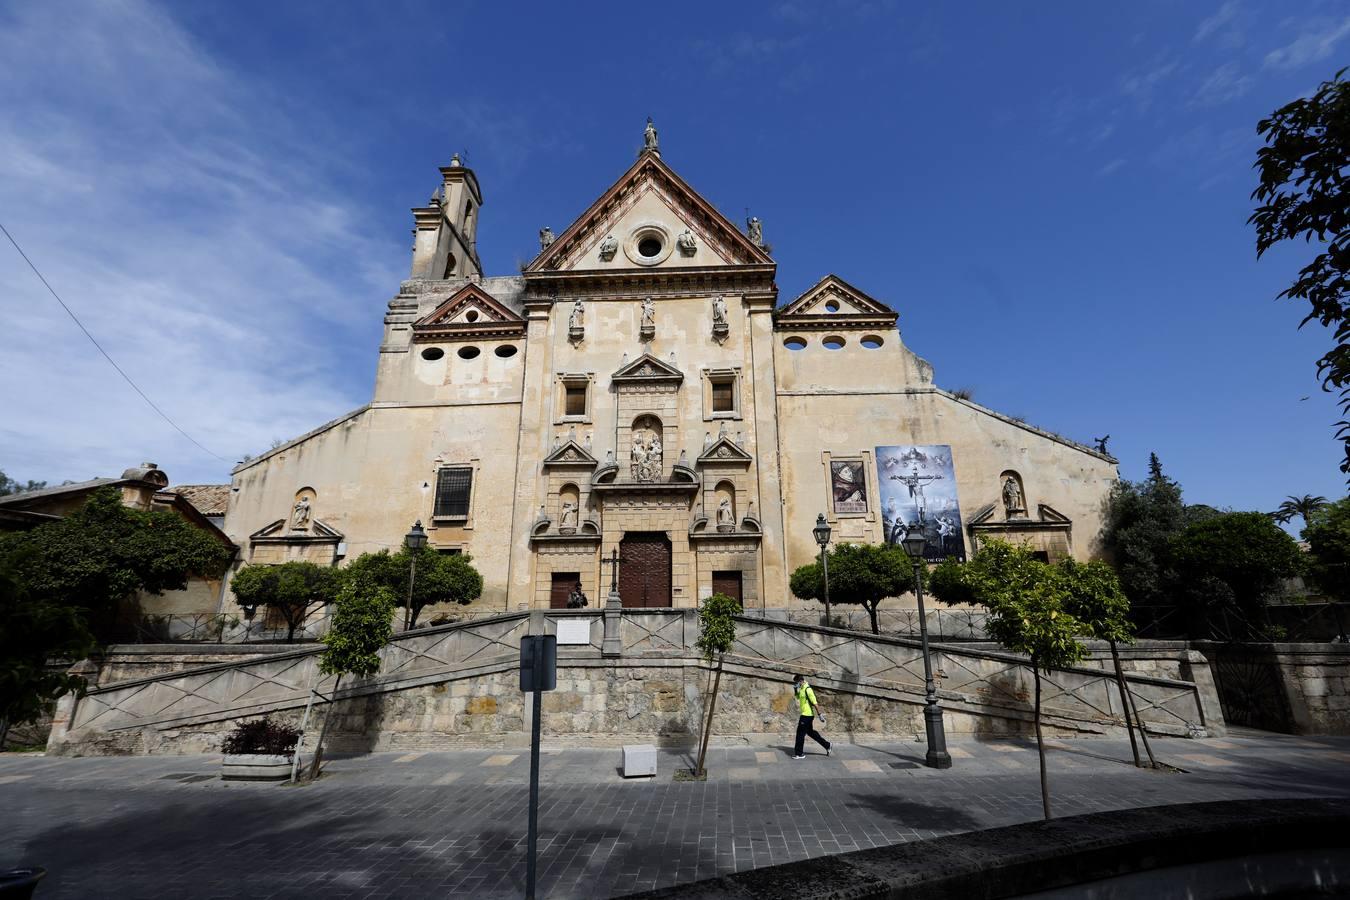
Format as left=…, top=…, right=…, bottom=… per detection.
left=792, top=674, right=831, bottom=759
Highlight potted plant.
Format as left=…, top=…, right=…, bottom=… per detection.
left=220, top=716, right=302, bottom=781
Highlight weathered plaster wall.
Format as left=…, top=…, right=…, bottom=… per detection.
left=775, top=355, right=1117, bottom=588
left=226, top=401, right=523, bottom=613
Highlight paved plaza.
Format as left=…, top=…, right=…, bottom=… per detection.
left=4, top=732, right=1350, bottom=898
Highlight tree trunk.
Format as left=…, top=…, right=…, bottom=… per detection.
left=306, top=673, right=343, bottom=782
left=1108, top=640, right=1141, bottom=768
left=1033, top=662, right=1051, bottom=820
left=0, top=717, right=10, bottom=750
left=867, top=603, right=880, bottom=635
left=695, top=656, right=723, bottom=777
left=1124, top=675, right=1159, bottom=768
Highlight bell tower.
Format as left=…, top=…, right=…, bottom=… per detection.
left=410, top=153, right=483, bottom=281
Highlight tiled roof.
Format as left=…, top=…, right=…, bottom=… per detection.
left=168, top=484, right=230, bottom=517
left=0, top=478, right=119, bottom=506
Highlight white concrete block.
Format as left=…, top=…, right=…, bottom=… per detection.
left=622, top=743, right=656, bottom=777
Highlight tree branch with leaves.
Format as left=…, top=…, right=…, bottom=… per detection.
left=1251, top=68, right=1350, bottom=480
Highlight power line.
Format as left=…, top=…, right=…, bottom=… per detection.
left=1, top=221, right=230, bottom=464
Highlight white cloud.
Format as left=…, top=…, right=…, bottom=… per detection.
left=1264, top=16, right=1350, bottom=70
left=1191, top=63, right=1255, bottom=106
left=1195, top=1, right=1244, bottom=46
left=0, top=2, right=402, bottom=487
left=1098, top=158, right=1127, bottom=177
left=1120, top=57, right=1182, bottom=110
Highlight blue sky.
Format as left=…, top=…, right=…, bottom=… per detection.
left=0, top=0, right=1345, bottom=522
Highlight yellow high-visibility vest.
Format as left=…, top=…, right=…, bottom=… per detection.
left=795, top=682, right=818, bottom=716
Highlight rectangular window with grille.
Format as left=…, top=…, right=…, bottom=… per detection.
left=564, top=384, right=587, bottom=417
left=433, top=467, right=473, bottom=519
left=711, top=379, right=735, bottom=413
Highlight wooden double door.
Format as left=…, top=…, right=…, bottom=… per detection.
left=618, top=532, right=672, bottom=608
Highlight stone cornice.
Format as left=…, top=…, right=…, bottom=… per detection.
left=772, top=313, right=897, bottom=332
left=523, top=265, right=777, bottom=302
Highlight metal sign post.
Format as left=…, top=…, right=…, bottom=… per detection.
left=520, top=634, right=556, bottom=900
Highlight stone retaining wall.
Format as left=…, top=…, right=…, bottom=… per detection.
left=46, top=610, right=1219, bottom=756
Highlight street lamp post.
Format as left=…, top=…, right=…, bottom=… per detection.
left=900, top=526, right=952, bottom=769
left=813, top=514, right=832, bottom=626
left=404, top=520, right=428, bottom=631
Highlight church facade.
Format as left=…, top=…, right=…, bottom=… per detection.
left=222, top=126, right=1118, bottom=616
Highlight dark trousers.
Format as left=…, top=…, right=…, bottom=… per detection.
left=794, top=715, right=830, bottom=755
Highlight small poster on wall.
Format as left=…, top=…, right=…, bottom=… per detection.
left=830, top=460, right=868, bottom=514
left=874, top=445, right=966, bottom=562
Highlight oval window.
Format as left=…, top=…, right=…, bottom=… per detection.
left=861, top=335, right=884, bottom=349
left=783, top=336, right=807, bottom=351
left=824, top=300, right=840, bottom=313
left=458, top=346, right=481, bottom=360
left=638, top=236, right=663, bottom=258
left=822, top=336, right=846, bottom=350
left=465, top=310, right=479, bottom=323
left=420, top=347, right=445, bottom=361
left=495, top=344, right=518, bottom=358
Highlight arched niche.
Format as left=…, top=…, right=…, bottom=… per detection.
left=714, top=480, right=736, bottom=531
left=558, top=483, right=580, bottom=533
left=999, top=470, right=1027, bottom=519
left=628, top=415, right=665, bottom=482
left=291, top=487, right=316, bottom=531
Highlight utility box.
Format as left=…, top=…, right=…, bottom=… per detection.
left=519, top=635, right=557, bottom=693
left=622, top=744, right=657, bottom=778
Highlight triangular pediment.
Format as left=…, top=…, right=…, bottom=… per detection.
left=697, top=437, right=752, bottom=465
left=1037, top=504, right=1072, bottom=524
left=528, top=152, right=772, bottom=273
left=542, top=441, right=598, bottom=467
left=415, top=283, right=522, bottom=327
left=412, top=283, right=525, bottom=342
left=249, top=518, right=344, bottom=541
left=776, top=275, right=898, bottom=329
left=611, top=353, right=684, bottom=383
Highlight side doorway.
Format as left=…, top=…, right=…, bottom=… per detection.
left=711, top=570, right=743, bottom=604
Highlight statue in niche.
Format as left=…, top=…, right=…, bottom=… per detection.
left=630, top=421, right=663, bottom=482
left=560, top=501, right=578, bottom=532
left=569, top=298, right=584, bottom=330
left=567, top=582, right=589, bottom=609
left=643, top=117, right=659, bottom=152
left=630, top=432, right=647, bottom=480
left=1002, top=476, right=1025, bottom=517
left=716, top=498, right=735, bottom=528
left=539, top=227, right=555, bottom=251
left=677, top=228, right=697, bottom=255
left=291, top=496, right=312, bottom=530
left=640, top=297, right=655, bottom=331
left=599, top=234, right=618, bottom=261
left=711, top=295, right=727, bottom=328
left=746, top=216, right=763, bottom=246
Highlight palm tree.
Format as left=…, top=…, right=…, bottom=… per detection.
left=1271, top=495, right=1329, bottom=528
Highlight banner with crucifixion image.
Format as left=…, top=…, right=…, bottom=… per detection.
left=874, top=445, right=966, bottom=562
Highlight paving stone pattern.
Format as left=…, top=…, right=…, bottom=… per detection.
left=3, top=733, right=1350, bottom=899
